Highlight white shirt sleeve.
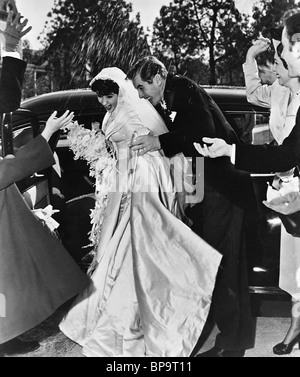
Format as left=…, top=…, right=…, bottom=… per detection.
left=243, top=61, right=272, bottom=108
left=2, top=51, right=21, bottom=59
left=231, top=144, right=236, bottom=165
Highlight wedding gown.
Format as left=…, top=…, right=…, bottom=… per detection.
left=59, top=68, right=222, bottom=357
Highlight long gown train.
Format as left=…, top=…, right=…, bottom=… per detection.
left=60, top=149, right=221, bottom=357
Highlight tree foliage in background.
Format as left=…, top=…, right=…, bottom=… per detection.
left=251, top=0, right=300, bottom=39
left=40, top=0, right=150, bottom=90
left=152, top=0, right=299, bottom=85
left=216, top=5, right=252, bottom=85
left=23, top=0, right=300, bottom=94
left=152, top=0, right=252, bottom=85
left=18, top=41, right=53, bottom=98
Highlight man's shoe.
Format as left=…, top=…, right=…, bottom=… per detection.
left=196, top=346, right=245, bottom=358
left=0, top=339, right=40, bottom=357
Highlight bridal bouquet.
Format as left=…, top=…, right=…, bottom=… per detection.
left=66, top=122, right=117, bottom=251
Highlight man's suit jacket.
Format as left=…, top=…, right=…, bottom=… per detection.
left=160, top=74, right=238, bottom=157
left=234, top=110, right=300, bottom=235
left=158, top=74, right=256, bottom=211
left=235, top=109, right=300, bottom=173
left=0, top=57, right=27, bottom=114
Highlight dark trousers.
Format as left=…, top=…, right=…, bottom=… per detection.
left=190, top=182, right=255, bottom=351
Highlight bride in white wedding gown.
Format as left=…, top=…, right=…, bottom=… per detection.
left=59, top=67, right=222, bottom=357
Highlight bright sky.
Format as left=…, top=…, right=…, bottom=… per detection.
left=15, top=0, right=170, bottom=50
left=15, top=0, right=260, bottom=50
left=234, top=0, right=258, bottom=14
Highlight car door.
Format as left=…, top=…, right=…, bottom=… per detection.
left=0, top=109, right=52, bottom=210
left=223, top=108, right=285, bottom=296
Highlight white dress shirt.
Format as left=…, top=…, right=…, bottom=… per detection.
left=2, top=51, right=21, bottom=59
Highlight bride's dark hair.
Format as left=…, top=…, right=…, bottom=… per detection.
left=91, top=78, right=119, bottom=97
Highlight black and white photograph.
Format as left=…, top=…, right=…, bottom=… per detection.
left=1, top=0, right=300, bottom=359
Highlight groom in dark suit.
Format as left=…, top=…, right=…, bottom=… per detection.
left=127, top=56, right=258, bottom=357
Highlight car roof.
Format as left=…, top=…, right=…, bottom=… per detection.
left=20, top=86, right=268, bottom=119
left=204, top=86, right=268, bottom=112
left=21, top=89, right=102, bottom=120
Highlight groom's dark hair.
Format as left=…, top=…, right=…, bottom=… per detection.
left=127, top=56, right=168, bottom=83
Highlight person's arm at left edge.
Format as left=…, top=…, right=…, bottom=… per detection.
left=0, top=57, right=26, bottom=113
left=0, top=111, right=74, bottom=191
left=0, top=11, right=31, bottom=113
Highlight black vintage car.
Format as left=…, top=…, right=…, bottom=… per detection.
left=2, top=87, right=289, bottom=312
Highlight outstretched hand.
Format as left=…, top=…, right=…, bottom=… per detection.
left=41, top=110, right=75, bottom=141
left=263, top=191, right=300, bottom=215
left=194, top=137, right=233, bottom=158
left=1, top=11, right=32, bottom=53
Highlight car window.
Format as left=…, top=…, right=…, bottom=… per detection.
left=0, top=110, right=52, bottom=209
left=0, top=111, right=37, bottom=156
left=13, top=126, right=33, bottom=149
left=224, top=111, right=273, bottom=145
left=0, top=113, right=13, bottom=156
left=252, top=113, right=274, bottom=145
